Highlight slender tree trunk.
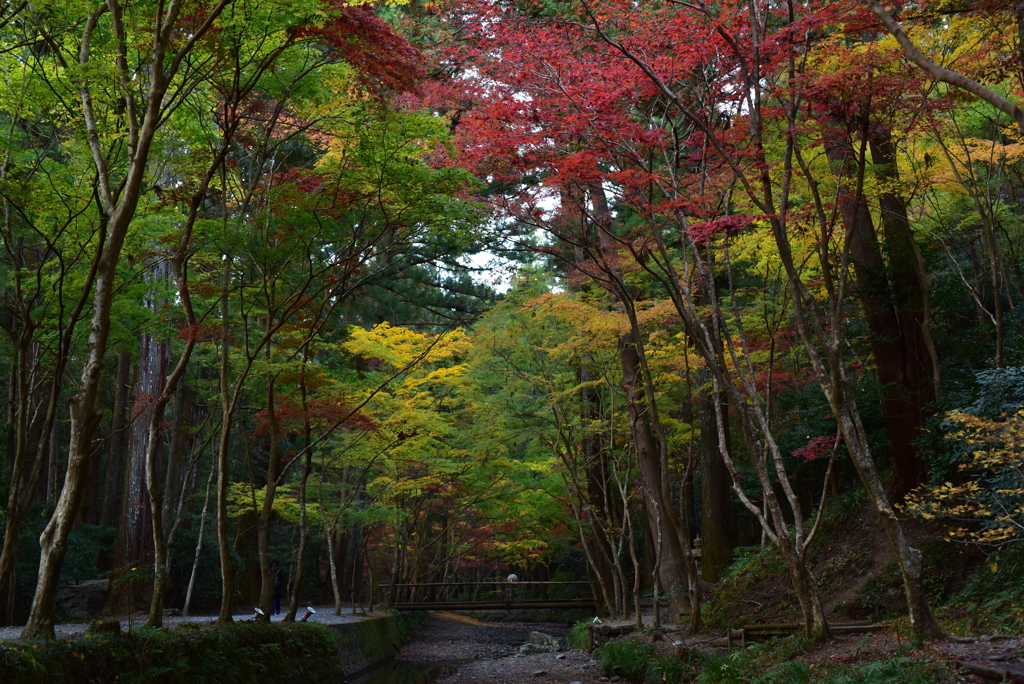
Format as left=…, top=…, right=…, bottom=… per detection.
left=325, top=522, right=342, bottom=614
left=23, top=232, right=135, bottom=638
left=284, top=451, right=313, bottom=622
left=106, top=332, right=167, bottom=617
left=147, top=352, right=199, bottom=625
left=215, top=258, right=235, bottom=624
left=617, top=336, right=689, bottom=618
left=285, top=355, right=313, bottom=622
left=580, top=367, right=618, bottom=616
left=256, top=371, right=281, bottom=619
left=162, top=385, right=192, bottom=535
left=834, top=402, right=944, bottom=638
left=100, top=352, right=132, bottom=529
left=182, top=456, right=216, bottom=617
left=585, top=186, right=691, bottom=620
left=0, top=347, right=50, bottom=622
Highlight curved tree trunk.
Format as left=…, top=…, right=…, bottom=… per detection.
left=20, top=0, right=233, bottom=637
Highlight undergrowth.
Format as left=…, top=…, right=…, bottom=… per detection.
left=597, top=638, right=697, bottom=683
left=565, top=619, right=590, bottom=650
left=390, top=609, right=429, bottom=642
left=937, top=542, right=1024, bottom=634
left=599, top=639, right=655, bottom=680
left=694, top=646, right=954, bottom=684
left=595, top=633, right=956, bottom=684
left=0, top=622, right=344, bottom=684
left=704, top=491, right=866, bottom=632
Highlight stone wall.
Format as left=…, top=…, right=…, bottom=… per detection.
left=328, top=615, right=406, bottom=679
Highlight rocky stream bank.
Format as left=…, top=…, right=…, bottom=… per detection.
left=392, top=612, right=608, bottom=684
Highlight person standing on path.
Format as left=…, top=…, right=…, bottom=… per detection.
left=272, top=561, right=285, bottom=616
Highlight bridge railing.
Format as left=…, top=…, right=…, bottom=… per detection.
left=379, top=580, right=592, bottom=607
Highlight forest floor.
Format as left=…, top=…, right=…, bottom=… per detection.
left=398, top=612, right=1022, bottom=683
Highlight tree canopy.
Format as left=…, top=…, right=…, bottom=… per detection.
left=0, top=0, right=1023, bottom=649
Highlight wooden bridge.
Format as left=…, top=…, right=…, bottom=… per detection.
left=385, top=581, right=597, bottom=612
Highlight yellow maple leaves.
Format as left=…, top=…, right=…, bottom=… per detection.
left=904, top=410, right=1024, bottom=545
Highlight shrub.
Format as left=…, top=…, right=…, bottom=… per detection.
left=565, top=619, right=590, bottom=650
left=599, top=639, right=655, bottom=681
left=696, top=650, right=757, bottom=684
left=816, top=655, right=954, bottom=684
left=0, top=622, right=345, bottom=684
left=645, top=653, right=696, bottom=684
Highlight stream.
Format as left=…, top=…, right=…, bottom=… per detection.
left=351, top=659, right=461, bottom=684
left=357, top=613, right=598, bottom=684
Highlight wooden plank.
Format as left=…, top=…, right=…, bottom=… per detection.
left=741, top=623, right=884, bottom=638
left=831, top=625, right=884, bottom=635
left=956, top=660, right=1024, bottom=683
left=596, top=622, right=636, bottom=636
left=742, top=621, right=875, bottom=632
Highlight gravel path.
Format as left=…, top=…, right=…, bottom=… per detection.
left=0, top=605, right=375, bottom=641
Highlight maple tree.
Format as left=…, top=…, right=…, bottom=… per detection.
left=904, top=410, right=1024, bottom=546
left=437, top=0, right=961, bottom=639
left=1, top=0, right=1024, bottom=653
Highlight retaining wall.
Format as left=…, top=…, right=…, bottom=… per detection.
left=328, top=615, right=406, bottom=679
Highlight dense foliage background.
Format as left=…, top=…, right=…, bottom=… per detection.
left=0, top=0, right=1021, bottom=644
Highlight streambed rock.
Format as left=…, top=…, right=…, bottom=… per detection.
left=516, top=631, right=560, bottom=656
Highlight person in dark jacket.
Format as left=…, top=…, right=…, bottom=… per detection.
left=271, top=560, right=285, bottom=616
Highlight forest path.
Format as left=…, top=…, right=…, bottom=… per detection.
left=0, top=604, right=374, bottom=641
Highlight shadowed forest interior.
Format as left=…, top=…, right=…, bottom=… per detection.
left=0, top=0, right=1022, bottom=661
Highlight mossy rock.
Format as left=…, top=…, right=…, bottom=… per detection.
left=86, top=619, right=120, bottom=635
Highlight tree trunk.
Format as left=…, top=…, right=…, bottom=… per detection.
left=215, top=258, right=235, bottom=624
left=581, top=367, right=618, bottom=616
left=182, top=455, right=216, bottom=617
left=106, top=322, right=167, bottom=617
left=325, top=522, right=342, bottom=615
left=833, top=403, right=944, bottom=638
left=786, top=546, right=829, bottom=642
left=147, top=328, right=199, bottom=624
left=0, top=345, right=54, bottom=623
left=23, top=227, right=139, bottom=637
left=162, top=384, right=193, bottom=535
left=19, top=0, right=233, bottom=637
left=285, top=357, right=313, bottom=622
left=869, top=130, right=941, bottom=401
left=618, top=335, right=690, bottom=618
left=100, top=351, right=132, bottom=529
left=256, top=372, right=281, bottom=620
left=824, top=124, right=930, bottom=500
left=284, top=452, right=313, bottom=621
left=699, top=369, right=736, bottom=582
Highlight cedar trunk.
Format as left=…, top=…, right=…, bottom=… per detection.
left=824, top=125, right=934, bottom=500
left=699, top=369, right=736, bottom=582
